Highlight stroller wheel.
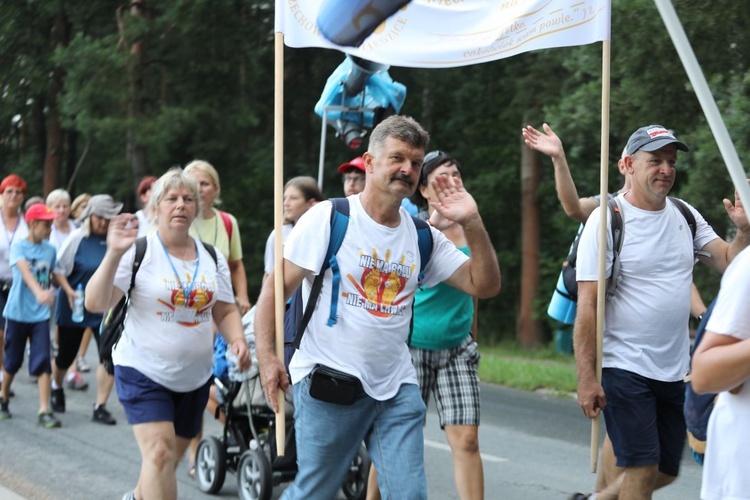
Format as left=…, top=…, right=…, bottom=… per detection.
left=237, top=449, right=272, bottom=500
left=195, top=436, right=228, bottom=494
left=341, top=443, right=371, bottom=500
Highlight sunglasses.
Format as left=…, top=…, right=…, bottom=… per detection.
left=423, top=150, right=444, bottom=165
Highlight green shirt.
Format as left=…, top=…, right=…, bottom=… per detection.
left=410, top=246, right=473, bottom=350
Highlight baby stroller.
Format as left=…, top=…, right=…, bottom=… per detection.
left=194, top=308, right=370, bottom=500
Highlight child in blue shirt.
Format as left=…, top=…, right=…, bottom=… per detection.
left=0, top=203, right=76, bottom=427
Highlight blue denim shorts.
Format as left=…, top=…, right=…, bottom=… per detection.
left=115, top=365, right=211, bottom=438
left=602, top=368, right=686, bottom=477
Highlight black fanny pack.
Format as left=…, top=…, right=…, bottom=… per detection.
left=308, top=364, right=362, bottom=406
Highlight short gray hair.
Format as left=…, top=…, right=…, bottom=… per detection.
left=147, top=168, right=201, bottom=224
left=46, top=188, right=71, bottom=207
left=368, top=115, right=429, bottom=156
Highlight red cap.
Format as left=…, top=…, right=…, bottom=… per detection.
left=25, top=203, right=59, bottom=223
left=337, top=157, right=366, bottom=174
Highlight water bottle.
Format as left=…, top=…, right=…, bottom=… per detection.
left=72, top=284, right=85, bottom=323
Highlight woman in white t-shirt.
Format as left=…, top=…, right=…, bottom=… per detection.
left=85, top=168, right=250, bottom=500
left=263, top=176, right=323, bottom=284
left=691, top=246, right=750, bottom=500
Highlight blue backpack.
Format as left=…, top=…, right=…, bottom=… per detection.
left=684, top=296, right=718, bottom=465
left=282, top=197, right=433, bottom=368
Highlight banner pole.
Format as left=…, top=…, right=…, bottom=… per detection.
left=654, top=0, right=750, bottom=212
left=592, top=38, right=611, bottom=474
left=273, top=31, right=286, bottom=457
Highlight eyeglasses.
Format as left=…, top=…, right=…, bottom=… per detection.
left=343, top=174, right=365, bottom=184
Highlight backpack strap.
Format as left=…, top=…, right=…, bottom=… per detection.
left=605, top=198, right=624, bottom=299
left=411, top=216, right=433, bottom=285
left=668, top=197, right=697, bottom=240
left=199, top=241, right=219, bottom=267
left=293, top=198, right=350, bottom=349
left=407, top=216, right=434, bottom=345
left=128, top=237, right=148, bottom=296
left=219, top=210, right=233, bottom=242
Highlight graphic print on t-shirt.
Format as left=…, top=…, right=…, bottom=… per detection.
left=344, top=248, right=416, bottom=318
left=28, top=258, right=52, bottom=289
left=157, top=272, right=216, bottom=327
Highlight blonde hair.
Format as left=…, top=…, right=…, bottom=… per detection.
left=184, top=159, right=221, bottom=206
left=70, top=193, right=91, bottom=220
left=147, top=168, right=201, bottom=224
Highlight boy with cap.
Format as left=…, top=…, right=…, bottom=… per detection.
left=573, top=125, right=750, bottom=498
left=0, top=203, right=77, bottom=427
left=338, top=156, right=366, bottom=196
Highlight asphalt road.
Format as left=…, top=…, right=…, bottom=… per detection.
left=0, top=353, right=703, bottom=499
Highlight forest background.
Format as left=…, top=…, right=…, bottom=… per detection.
left=1, top=0, right=748, bottom=347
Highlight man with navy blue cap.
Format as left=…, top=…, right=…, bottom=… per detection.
left=572, top=125, right=750, bottom=499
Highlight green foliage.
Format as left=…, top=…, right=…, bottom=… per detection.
left=479, top=342, right=577, bottom=393
left=2, top=0, right=749, bottom=339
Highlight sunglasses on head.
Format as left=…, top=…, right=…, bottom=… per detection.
left=423, top=150, right=444, bottom=165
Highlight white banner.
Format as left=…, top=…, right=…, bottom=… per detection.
left=275, top=0, right=611, bottom=68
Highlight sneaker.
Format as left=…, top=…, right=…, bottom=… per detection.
left=38, top=410, right=61, bottom=428
left=568, top=494, right=590, bottom=500
left=65, top=372, right=89, bottom=391
left=77, top=357, right=91, bottom=373
left=0, top=398, right=11, bottom=419
left=51, top=387, right=66, bottom=413
left=92, top=405, right=117, bottom=425
left=122, top=491, right=136, bottom=500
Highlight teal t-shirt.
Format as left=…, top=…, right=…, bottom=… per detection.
left=4, top=238, right=57, bottom=323
left=410, top=245, right=473, bottom=350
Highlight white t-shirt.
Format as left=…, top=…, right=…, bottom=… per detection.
left=701, top=246, right=750, bottom=500
left=577, top=194, right=717, bottom=381
left=0, top=214, right=28, bottom=281
left=264, top=224, right=293, bottom=274
left=112, top=232, right=234, bottom=392
left=285, top=196, right=468, bottom=400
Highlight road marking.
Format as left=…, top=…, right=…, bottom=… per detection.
left=424, top=439, right=508, bottom=463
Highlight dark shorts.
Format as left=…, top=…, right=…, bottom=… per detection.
left=3, top=319, right=51, bottom=376
left=55, top=323, right=102, bottom=370
left=602, top=368, right=686, bottom=477
left=115, top=365, right=211, bottom=439
left=0, top=283, right=10, bottom=327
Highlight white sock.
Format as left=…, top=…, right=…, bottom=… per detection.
left=51, top=380, right=61, bottom=390
left=589, top=494, right=597, bottom=500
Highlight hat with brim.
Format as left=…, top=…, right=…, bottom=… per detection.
left=25, top=203, right=59, bottom=223
left=337, top=157, right=366, bottom=174
left=626, top=125, right=689, bottom=155
left=80, top=194, right=123, bottom=220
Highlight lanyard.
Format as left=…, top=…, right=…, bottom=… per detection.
left=1, top=210, right=20, bottom=248
left=157, top=233, right=200, bottom=306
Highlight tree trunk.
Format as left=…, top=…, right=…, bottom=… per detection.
left=43, top=10, right=70, bottom=196
left=517, top=127, right=542, bottom=348
left=124, top=0, right=148, bottom=193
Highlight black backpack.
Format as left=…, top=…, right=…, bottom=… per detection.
left=99, top=237, right=218, bottom=374
left=559, top=196, right=697, bottom=301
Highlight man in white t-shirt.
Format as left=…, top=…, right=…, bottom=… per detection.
left=255, top=115, right=501, bottom=500
left=574, top=124, right=750, bottom=499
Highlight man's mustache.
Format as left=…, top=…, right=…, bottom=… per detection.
left=391, top=173, right=414, bottom=185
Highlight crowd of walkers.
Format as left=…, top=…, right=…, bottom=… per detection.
left=4, top=115, right=748, bottom=500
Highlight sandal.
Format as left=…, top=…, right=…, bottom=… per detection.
left=187, top=461, right=196, bottom=479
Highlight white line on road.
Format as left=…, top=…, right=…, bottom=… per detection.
left=424, top=439, right=508, bottom=463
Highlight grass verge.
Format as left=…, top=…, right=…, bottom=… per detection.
left=478, top=341, right=578, bottom=395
